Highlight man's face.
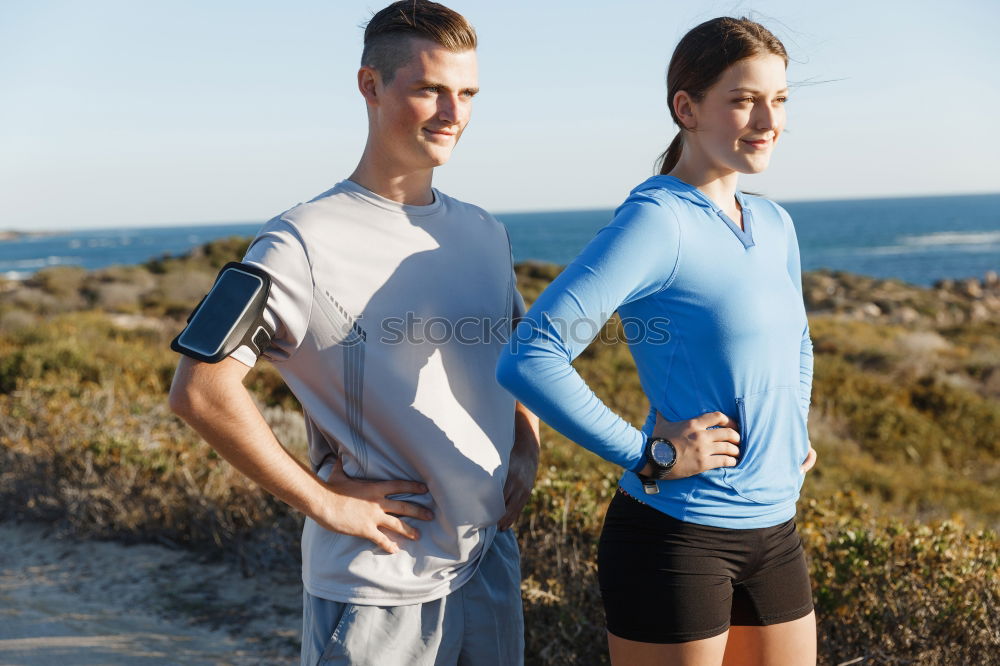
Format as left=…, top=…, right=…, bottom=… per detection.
left=367, top=38, right=478, bottom=171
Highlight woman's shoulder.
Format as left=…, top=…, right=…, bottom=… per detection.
left=622, top=175, right=699, bottom=211
left=610, top=176, right=696, bottom=231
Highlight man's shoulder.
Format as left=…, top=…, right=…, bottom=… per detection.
left=436, top=189, right=503, bottom=228
left=276, top=181, right=359, bottom=226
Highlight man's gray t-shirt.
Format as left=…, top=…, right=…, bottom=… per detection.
left=230, top=180, right=525, bottom=605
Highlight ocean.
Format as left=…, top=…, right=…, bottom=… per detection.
left=2, top=193, right=998, bottom=287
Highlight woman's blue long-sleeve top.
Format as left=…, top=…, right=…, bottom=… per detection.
left=496, top=175, right=813, bottom=529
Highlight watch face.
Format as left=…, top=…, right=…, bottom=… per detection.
left=651, top=440, right=675, bottom=466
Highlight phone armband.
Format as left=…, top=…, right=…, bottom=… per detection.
left=170, top=262, right=275, bottom=363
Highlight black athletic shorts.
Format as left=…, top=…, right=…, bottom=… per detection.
left=597, top=487, right=814, bottom=644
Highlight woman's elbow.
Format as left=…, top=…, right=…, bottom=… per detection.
left=495, top=350, right=516, bottom=391
left=495, top=346, right=531, bottom=395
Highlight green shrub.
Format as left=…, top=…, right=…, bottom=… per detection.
left=28, top=265, right=87, bottom=297
left=0, top=258, right=996, bottom=663
left=803, top=493, right=999, bottom=664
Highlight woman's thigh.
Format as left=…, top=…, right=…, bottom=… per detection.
left=604, top=610, right=815, bottom=666
left=722, top=611, right=816, bottom=666
left=607, top=630, right=730, bottom=666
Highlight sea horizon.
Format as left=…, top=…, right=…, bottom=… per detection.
left=2, top=191, right=998, bottom=288
left=5, top=189, right=1000, bottom=237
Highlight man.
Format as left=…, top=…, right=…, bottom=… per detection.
left=168, top=2, right=539, bottom=664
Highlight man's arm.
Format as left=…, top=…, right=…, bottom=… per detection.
left=168, top=355, right=433, bottom=554
left=497, top=400, right=540, bottom=531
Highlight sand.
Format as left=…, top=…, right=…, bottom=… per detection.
left=0, top=521, right=302, bottom=665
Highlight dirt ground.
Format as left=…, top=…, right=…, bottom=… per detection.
left=0, top=521, right=302, bottom=665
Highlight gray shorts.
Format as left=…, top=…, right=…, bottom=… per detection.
left=300, top=528, right=524, bottom=666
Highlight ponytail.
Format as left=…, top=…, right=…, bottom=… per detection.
left=656, top=132, right=684, bottom=175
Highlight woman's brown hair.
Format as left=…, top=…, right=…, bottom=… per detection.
left=657, top=17, right=788, bottom=174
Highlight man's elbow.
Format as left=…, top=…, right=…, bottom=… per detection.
left=168, top=376, right=199, bottom=421
left=168, top=361, right=212, bottom=421
left=169, top=356, right=249, bottom=421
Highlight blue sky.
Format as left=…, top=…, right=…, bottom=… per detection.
left=2, top=0, right=997, bottom=231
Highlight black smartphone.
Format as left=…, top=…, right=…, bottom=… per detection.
left=171, top=262, right=273, bottom=363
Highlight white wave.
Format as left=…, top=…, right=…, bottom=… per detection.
left=1, top=258, right=48, bottom=269
left=855, top=230, right=1000, bottom=257
left=0, top=256, right=83, bottom=270
left=858, top=243, right=1000, bottom=257
left=46, top=255, right=82, bottom=265
left=898, top=231, right=1000, bottom=246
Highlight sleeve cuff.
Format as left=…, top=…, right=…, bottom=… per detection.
left=229, top=344, right=258, bottom=368
left=627, top=432, right=649, bottom=474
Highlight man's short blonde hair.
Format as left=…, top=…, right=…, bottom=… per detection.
left=362, top=1, right=477, bottom=83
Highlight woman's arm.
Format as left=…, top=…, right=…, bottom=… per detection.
left=783, top=208, right=813, bottom=420
left=780, top=206, right=817, bottom=473
left=496, top=194, right=681, bottom=473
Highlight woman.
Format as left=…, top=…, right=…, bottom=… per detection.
left=496, top=17, right=818, bottom=665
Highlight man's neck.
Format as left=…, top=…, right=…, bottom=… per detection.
left=349, top=150, right=436, bottom=206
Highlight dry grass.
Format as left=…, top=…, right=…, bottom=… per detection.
left=0, top=249, right=997, bottom=663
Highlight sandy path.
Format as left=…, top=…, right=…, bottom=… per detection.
left=0, top=521, right=302, bottom=665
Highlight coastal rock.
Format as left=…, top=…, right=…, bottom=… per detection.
left=106, top=313, right=167, bottom=332
left=895, top=331, right=950, bottom=355
left=962, top=278, right=984, bottom=299
left=796, top=268, right=1000, bottom=328
left=970, top=302, right=990, bottom=322
left=935, top=278, right=955, bottom=291
left=890, top=306, right=921, bottom=326
left=859, top=302, right=882, bottom=318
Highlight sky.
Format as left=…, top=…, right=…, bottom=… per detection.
left=2, top=0, right=998, bottom=231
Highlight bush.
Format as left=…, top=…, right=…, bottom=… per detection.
left=28, top=265, right=87, bottom=297
left=0, top=308, right=36, bottom=333
left=803, top=493, right=999, bottom=664
left=143, top=268, right=216, bottom=317
left=0, top=257, right=996, bottom=663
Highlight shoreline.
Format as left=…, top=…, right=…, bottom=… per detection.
left=0, top=231, right=63, bottom=243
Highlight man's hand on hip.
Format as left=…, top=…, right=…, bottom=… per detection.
left=169, top=357, right=434, bottom=556
left=316, top=457, right=434, bottom=554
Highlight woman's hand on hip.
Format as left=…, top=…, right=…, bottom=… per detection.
left=800, top=445, right=818, bottom=474
left=646, top=410, right=741, bottom=480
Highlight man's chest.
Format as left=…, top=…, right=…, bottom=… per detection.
left=306, top=224, right=513, bottom=345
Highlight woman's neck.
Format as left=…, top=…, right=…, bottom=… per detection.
left=666, top=156, right=742, bottom=226
left=666, top=165, right=740, bottom=210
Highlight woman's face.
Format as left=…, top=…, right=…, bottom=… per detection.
left=680, top=54, right=788, bottom=175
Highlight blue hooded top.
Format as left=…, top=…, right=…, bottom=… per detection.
left=496, top=175, right=813, bottom=528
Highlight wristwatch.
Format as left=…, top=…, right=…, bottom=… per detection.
left=639, top=436, right=677, bottom=495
